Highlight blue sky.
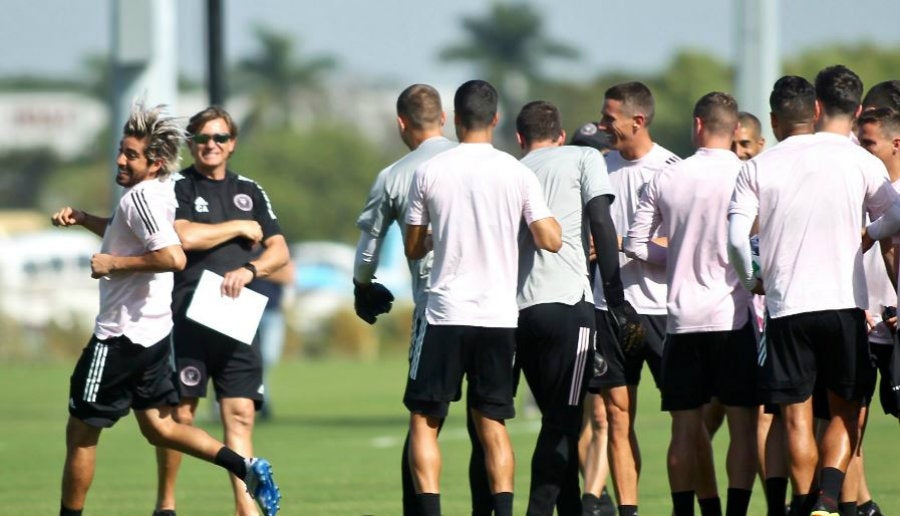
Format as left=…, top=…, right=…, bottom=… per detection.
left=3, top=0, right=899, bottom=88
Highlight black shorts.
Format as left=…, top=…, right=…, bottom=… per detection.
left=68, top=334, right=179, bottom=428
left=171, top=317, right=264, bottom=406
left=588, top=311, right=665, bottom=391
left=515, top=301, right=595, bottom=435
left=660, top=322, right=759, bottom=411
left=762, top=308, right=870, bottom=404
left=404, top=324, right=516, bottom=421
left=870, top=343, right=899, bottom=417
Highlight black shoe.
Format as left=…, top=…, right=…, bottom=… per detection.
left=858, top=500, right=883, bottom=516
left=152, top=511, right=176, bottom=516
left=596, top=488, right=616, bottom=516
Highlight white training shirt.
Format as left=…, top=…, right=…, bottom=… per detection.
left=626, top=148, right=751, bottom=333
left=406, top=143, right=554, bottom=327
left=593, top=144, right=680, bottom=315
left=94, top=177, right=181, bottom=346
left=518, top=145, right=613, bottom=309
left=729, top=132, right=899, bottom=319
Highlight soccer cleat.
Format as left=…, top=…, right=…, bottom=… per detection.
left=152, top=511, right=176, bottom=516
left=245, top=458, right=282, bottom=516
left=858, top=500, right=883, bottom=516
left=596, top=488, right=617, bottom=516
left=809, top=505, right=839, bottom=516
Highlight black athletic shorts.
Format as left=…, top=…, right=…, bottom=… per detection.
left=660, top=322, right=759, bottom=411
left=515, top=301, right=595, bottom=435
left=171, top=316, right=264, bottom=407
left=404, top=324, right=516, bottom=421
left=68, top=334, right=179, bottom=428
left=869, top=343, right=898, bottom=417
left=588, top=310, right=665, bottom=391
left=762, top=308, right=871, bottom=404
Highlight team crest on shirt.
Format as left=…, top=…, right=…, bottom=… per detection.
left=194, top=196, right=209, bottom=213
left=233, top=193, right=253, bottom=211
left=636, top=181, right=649, bottom=200
left=179, top=366, right=202, bottom=386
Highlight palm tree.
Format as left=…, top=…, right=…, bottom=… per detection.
left=236, top=25, right=337, bottom=129
left=439, top=2, right=579, bottom=146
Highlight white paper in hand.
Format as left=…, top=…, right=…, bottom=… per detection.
left=186, top=269, right=268, bottom=345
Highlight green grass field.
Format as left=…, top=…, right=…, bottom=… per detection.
left=3, top=358, right=899, bottom=515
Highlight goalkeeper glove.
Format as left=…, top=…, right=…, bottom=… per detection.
left=353, top=279, right=395, bottom=324
left=608, top=300, right=645, bottom=359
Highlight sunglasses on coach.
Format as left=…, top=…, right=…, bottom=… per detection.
left=190, top=132, right=233, bottom=144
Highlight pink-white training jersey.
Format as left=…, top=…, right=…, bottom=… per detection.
left=593, top=144, right=680, bottom=315
left=94, top=177, right=181, bottom=346
left=627, top=148, right=751, bottom=333
left=406, top=143, right=554, bottom=327
left=729, top=132, right=899, bottom=319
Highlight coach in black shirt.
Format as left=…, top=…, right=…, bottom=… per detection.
left=154, top=107, right=289, bottom=516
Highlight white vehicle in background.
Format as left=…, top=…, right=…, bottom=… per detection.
left=0, top=229, right=101, bottom=329
left=287, top=225, right=411, bottom=332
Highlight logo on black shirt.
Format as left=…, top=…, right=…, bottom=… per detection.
left=194, top=196, right=209, bottom=213
left=233, top=193, right=253, bottom=211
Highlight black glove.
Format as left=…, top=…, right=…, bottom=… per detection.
left=353, top=279, right=395, bottom=324
left=608, top=300, right=645, bottom=359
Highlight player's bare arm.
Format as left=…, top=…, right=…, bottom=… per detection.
left=404, top=224, right=429, bottom=260
left=528, top=216, right=562, bottom=252
left=174, top=219, right=263, bottom=251
left=220, top=234, right=289, bottom=298
left=51, top=206, right=110, bottom=238
left=90, top=244, right=186, bottom=279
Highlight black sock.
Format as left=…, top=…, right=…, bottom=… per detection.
left=818, top=467, right=844, bottom=509
left=764, top=477, right=788, bottom=516
left=466, top=412, right=492, bottom=516
left=698, top=496, right=722, bottom=516
left=152, top=511, right=176, bottom=516
left=213, top=446, right=248, bottom=479
left=789, top=494, right=808, bottom=516
left=582, top=493, right=599, bottom=514
left=493, top=492, right=513, bottom=516
left=726, top=487, right=752, bottom=516
left=416, top=493, right=440, bottom=516
left=618, top=505, right=638, bottom=516
left=672, top=491, right=695, bottom=516
left=60, top=504, right=82, bottom=516
left=838, top=501, right=857, bottom=516
left=401, top=432, right=416, bottom=516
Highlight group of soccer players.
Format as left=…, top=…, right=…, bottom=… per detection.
left=354, top=68, right=900, bottom=516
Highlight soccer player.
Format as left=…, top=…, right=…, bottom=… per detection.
left=728, top=68, right=900, bottom=516
left=569, top=120, right=617, bottom=516
left=514, top=100, right=637, bottom=515
left=352, top=84, right=487, bottom=516
left=588, top=81, right=678, bottom=516
left=851, top=107, right=900, bottom=516
left=154, top=107, right=289, bottom=516
left=54, top=103, right=280, bottom=516
left=625, top=92, right=757, bottom=516
left=732, top=111, right=766, bottom=161
left=403, top=79, right=561, bottom=516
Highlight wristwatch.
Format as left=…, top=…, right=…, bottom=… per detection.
left=241, top=262, right=258, bottom=279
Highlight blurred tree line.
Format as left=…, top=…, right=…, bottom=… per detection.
left=4, top=3, right=900, bottom=246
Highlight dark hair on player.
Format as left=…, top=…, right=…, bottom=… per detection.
left=186, top=106, right=239, bottom=140
left=454, top=80, right=498, bottom=130
left=858, top=107, right=900, bottom=137
left=737, top=111, right=762, bottom=136
left=862, top=80, right=900, bottom=111
left=769, top=75, right=816, bottom=126
left=814, top=65, right=863, bottom=117
left=604, top=81, right=655, bottom=126
left=516, top=100, right=563, bottom=145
